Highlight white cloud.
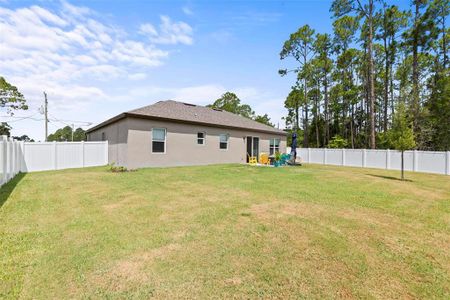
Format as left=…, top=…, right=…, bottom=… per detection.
left=210, top=30, right=233, bottom=44
left=61, top=0, right=92, bottom=19
left=139, top=15, right=193, bottom=45
left=182, top=6, right=193, bottom=16
left=139, top=23, right=158, bottom=36
left=0, top=1, right=193, bottom=126
left=128, top=73, right=148, bottom=81
left=172, top=84, right=225, bottom=104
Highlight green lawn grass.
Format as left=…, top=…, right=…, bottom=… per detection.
left=1, top=164, right=449, bottom=299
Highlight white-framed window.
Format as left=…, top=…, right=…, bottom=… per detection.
left=197, top=132, right=205, bottom=145
left=270, top=138, right=280, bottom=155
left=219, top=134, right=229, bottom=150
left=152, top=128, right=166, bottom=153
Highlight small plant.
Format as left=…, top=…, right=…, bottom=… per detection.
left=108, top=163, right=128, bottom=173
left=274, top=151, right=282, bottom=162
left=274, top=151, right=282, bottom=167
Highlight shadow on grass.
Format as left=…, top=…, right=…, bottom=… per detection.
left=366, top=174, right=413, bottom=182
left=0, top=172, right=26, bottom=208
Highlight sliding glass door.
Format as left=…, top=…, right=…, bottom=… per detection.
left=246, top=136, right=260, bottom=162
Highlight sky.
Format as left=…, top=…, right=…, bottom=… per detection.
left=0, top=0, right=408, bottom=140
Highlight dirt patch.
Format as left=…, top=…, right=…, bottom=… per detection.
left=224, top=277, right=243, bottom=286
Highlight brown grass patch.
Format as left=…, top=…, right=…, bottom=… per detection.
left=250, top=202, right=325, bottom=220
left=90, top=243, right=181, bottom=292
left=337, top=208, right=402, bottom=229
left=224, top=276, right=243, bottom=286
left=101, top=192, right=149, bottom=213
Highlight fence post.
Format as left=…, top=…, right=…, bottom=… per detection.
left=1, top=136, right=6, bottom=185
left=386, top=149, right=390, bottom=170
left=11, top=138, right=16, bottom=177
left=6, top=137, right=11, bottom=181
left=53, top=141, right=57, bottom=170
left=20, top=141, right=25, bottom=172
left=342, top=148, right=346, bottom=166
left=323, top=148, right=327, bottom=165
left=446, top=151, right=450, bottom=176
left=413, top=150, right=418, bottom=172
left=307, top=148, right=311, bottom=163
left=81, top=141, right=85, bottom=167
left=15, top=140, right=19, bottom=175
left=362, top=149, right=367, bottom=168
left=104, top=141, right=108, bottom=165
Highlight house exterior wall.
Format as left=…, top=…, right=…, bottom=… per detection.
left=87, top=118, right=128, bottom=166
left=88, top=117, right=286, bottom=168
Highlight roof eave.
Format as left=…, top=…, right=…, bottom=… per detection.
left=86, top=112, right=287, bottom=136
left=125, top=113, right=287, bottom=136
left=85, top=113, right=127, bottom=133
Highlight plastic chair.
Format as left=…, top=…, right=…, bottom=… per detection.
left=247, top=154, right=257, bottom=165
left=259, top=153, right=270, bottom=165
left=280, top=153, right=290, bottom=165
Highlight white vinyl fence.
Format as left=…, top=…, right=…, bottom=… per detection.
left=0, top=137, right=23, bottom=187
left=288, top=147, right=450, bottom=175
left=1, top=136, right=108, bottom=187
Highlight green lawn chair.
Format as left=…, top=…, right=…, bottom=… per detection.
left=280, top=153, right=290, bottom=165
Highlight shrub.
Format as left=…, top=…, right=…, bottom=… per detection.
left=328, top=135, right=348, bottom=148
left=108, top=163, right=128, bottom=173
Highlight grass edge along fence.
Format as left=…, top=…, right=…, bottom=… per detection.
left=0, top=136, right=108, bottom=187
left=288, top=147, right=450, bottom=176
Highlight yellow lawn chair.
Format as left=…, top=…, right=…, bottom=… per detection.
left=247, top=154, right=257, bottom=165
left=259, top=153, right=270, bottom=166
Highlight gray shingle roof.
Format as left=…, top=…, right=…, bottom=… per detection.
left=128, top=100, right=286, bottom=135
left=87, top=100, right=286, bottom=135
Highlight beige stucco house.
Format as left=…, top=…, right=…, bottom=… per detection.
left=86, top=100, right=287, bottom=169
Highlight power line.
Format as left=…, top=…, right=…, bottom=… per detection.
left=50, top=118, right=92, bottom=125
left=1, top=114, right=93, bottom=126
left=0, top=114, right=41, bottom=123
left=48, top=113, right=92, bottom=126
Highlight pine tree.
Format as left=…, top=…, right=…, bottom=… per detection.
left=280, top=25, right=315, bottom=147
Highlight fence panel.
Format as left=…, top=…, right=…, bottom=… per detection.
left=417, top=151, right=446, bottom=174
left=1, top=140, right=108, bottom=188
left=345, top=149, right=363, bottom=167
left=84, top=142, right=108, bottom=167
left=390, top=151, right=414, bottom=171
left=366, top=150, right=387, bottom=169
left=22, top=143, right=54, bottom=172
left=327, top=149, right=343, bottom=166
left=56, top=143, right=83, bottom=170
left=22, top=141, right=108, bottom=173
left=310, top=149, right=324, bottom=164
left=297, top=148, right=308, bottom=162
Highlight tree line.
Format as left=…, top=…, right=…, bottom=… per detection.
left=207, top=91, right=275, bottom=127
left=279, top=0, right=449, bottom=151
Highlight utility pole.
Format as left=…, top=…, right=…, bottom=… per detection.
left=43, top=92, right=48, bottom=141
left=71, top=124, right=74, bottom=142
